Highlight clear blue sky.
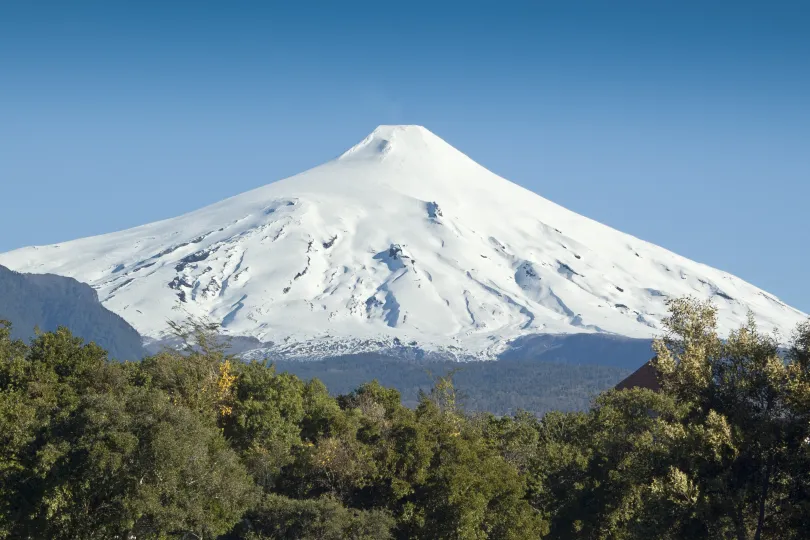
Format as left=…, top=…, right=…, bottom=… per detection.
left=1, top=1, right=808, bottom=312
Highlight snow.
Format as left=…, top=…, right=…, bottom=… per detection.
left=1, top=125, right=806, bottom=359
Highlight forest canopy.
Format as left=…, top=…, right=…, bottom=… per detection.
left=1, top=298, right=809, bottom=539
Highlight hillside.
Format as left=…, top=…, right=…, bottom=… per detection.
left=0, top=264, right=145, bottom=360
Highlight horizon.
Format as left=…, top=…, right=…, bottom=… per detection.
left=1, top=2, right=808, bottom=313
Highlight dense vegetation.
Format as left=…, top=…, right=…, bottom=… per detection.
left=0, top=265, right=145, bottom=360
left=1, top=298, right=809, bottom=539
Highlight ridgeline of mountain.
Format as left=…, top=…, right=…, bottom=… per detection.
left=0, top=125, right=805, bottom=361
left=0, top=264, right=145, bottom=360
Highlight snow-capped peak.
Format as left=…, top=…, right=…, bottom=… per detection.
left=338, top=125, right=466, bottom=163
left=0, top=126, right=805, bottom=359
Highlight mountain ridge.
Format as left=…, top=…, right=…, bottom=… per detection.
left=0, top=125, right=804, bottom=359
left=0, top=264, right=146, bottom=359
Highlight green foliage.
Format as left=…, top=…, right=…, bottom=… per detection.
left=224, top=361, right=307, bottom=490
left=2, top=298, right=809, bottom=539
left=0, top=322, right=255, bottom=539
left=523, top=297, right=810, bottom=540
left=645, top=299, right=810, bottom=539
left=234, top=493, right=394, bottom=539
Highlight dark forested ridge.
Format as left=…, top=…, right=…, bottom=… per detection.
left=499, top=332, right=654, bottom=369
left=276, top=354, right=629, bottom=415
left=146, top=332, right=650, bottom=415
left=2, top=297, right=810, bottom=539
left=273, top=334, right=652, bottom=415
left=0, top=265, right=145, bottom=360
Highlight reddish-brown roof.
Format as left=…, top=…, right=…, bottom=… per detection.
left=615, top=360, right=661, bottom=392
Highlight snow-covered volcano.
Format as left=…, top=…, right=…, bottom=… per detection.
left=1, top=125, right=805, bottom=359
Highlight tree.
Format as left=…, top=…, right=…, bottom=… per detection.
left=223, top=361, right=307, bottom=491
left=233, top=493, right=394, bottom=540
left=651, top=298, right=810, bottom=539
left=4, top=301, right=808, bottom=540
left=524, top=298, right=810, bottom=540
left=0, top=323, right=256, bottom=539
left=526, top=389, right=681, bottom=539
left=401, top=386, right=547, bottom=539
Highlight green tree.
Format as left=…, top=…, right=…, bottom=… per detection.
left=5, top=301, right=809, bottom=540
left=400, top=387, right=546, bottom=539
left=523, top=298, right=810, bottom=540
left=526, top=389, right=681, bottom=539
left=234, top=493, right=395, bottom=540
left=224, top=361, right=307, bottom=491
left=650, top=298, right=810, bottom=539
left=0, top=323, right=256, bottom=539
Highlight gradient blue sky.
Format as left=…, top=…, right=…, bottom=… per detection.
left=1, top=1, right=808, bottom=312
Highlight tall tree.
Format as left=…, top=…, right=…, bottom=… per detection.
left=652, top=298, right=810, bottom=539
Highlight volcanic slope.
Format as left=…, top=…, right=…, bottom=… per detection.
left=1, top=126, right=805, bottom=359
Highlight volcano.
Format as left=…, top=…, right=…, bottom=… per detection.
left=1, top=125, right=804, bottom=359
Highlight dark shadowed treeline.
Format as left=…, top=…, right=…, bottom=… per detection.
left=1, top=298, right=809, bottom=539
left=276, top=354, right=629, bottom=415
